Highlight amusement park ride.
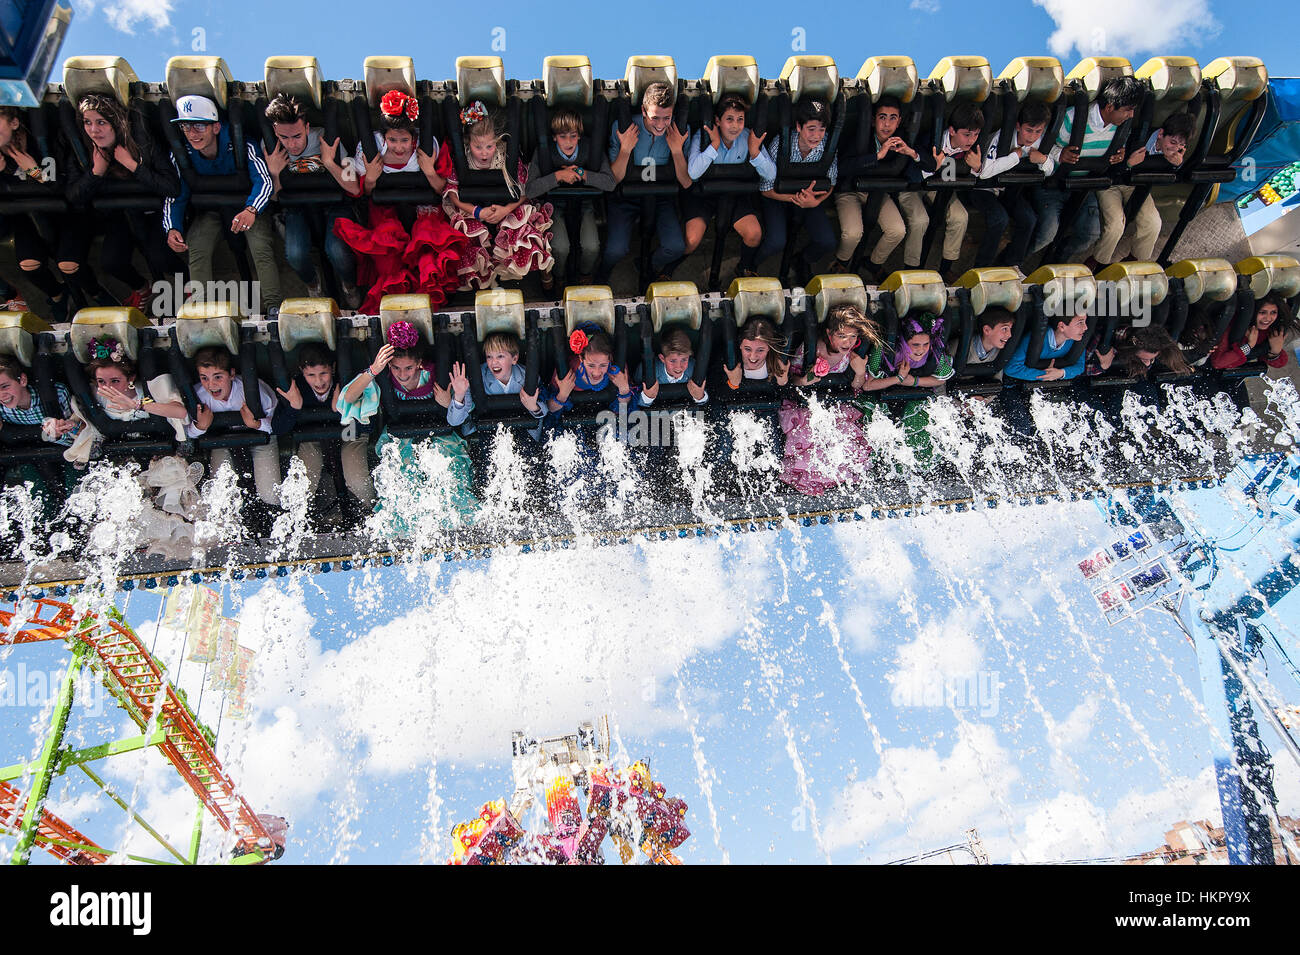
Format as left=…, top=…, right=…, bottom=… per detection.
left=1082, top=453, right=1300, bottom=865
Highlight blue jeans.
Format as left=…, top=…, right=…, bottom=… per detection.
left=283, top=205, right=357, bottom=286
left=995, top=189, right=1039, bottom=268
left=1030, top=184, right=1100, bottom=261
left=599, top=196, right=686, bottom=281
left=756, top=199, right=836, bottom=268
left=966, top=190, right=1010, bottom=267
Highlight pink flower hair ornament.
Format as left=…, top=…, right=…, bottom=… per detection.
left=813, top=356, right=830, bottom=378
left=89, top=337, right=126, bottom=363
left=387, top=320, right=420, bottom=350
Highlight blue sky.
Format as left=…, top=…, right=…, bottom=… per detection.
left=56, top=0, right=1296, bottom=90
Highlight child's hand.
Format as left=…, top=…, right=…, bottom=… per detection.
left=266, top=143, right=288, bottom=177
left=519, top=388, right=540, bottom=413
left=897, top=360, right=911, bottom=379
left=416, top=147, right=439, bottom=179
left=449, top=361, right=470, bottom=402
left=610, top=367, right=630, bottom=395
left=1097, top=347, right=1115, bottom=371
left=1126, top=146, right=1147, bottom=167
left=1061, top=145, right=1081, bottom=165
left=238, top=402, right=259, bottom=430
left=194, top=403, right=213, bottom=431
left=807, top=188, right=829, bottom=205
left=98, top=383, right=138, bottom=413
left=320, top=137, right=343, bottom=168
left=554, top=368, right=577, bottom=402
left=276, top=379, right=303, bottom=410
left=167, top=229, right=188, bottom=253
left=1163, top=142, right=1186, bottom=167
left=555, top=166, right=582, bottom=185
left=964, top=147, right=982, bottom=171
left=725, top=362, right=742, bottom=389
left=665, top=124, right=686, bottom=154
left=773, top=360, right=790, bottom=386
left=704, top=123, right=721, bottom=151
left=91, top=146, right=111, bottom=177
left=1028, top=147, right=1048, bottom=165
left=1268, top=327, right=1287, bottom=355
left=747, top=129, right=766, bottom=159
left=480, top=205, right=506, bottom=224
left=1246, top=326, right=1260, bottom=349
left=365, top=151, right=386, bottom=182
left=52, top=416, right=80, bottom=436
left=617, top=123, right=639, bottom=155
left=850, top=372, right=866, bottom=393
left=431, top=380, right=451, bottom=408
left=931, top=146, right=946, bottom=169
left=1108, top=148, right=1126, bottom=165
left=1040, top=366, right=1066, bottom=381
left=686, top=379, right=707, bottom=402
left=331, top=383, right=340, bottom=410
left=371, top=343, right=395, bottom=376
left=641, top=380, right=659, bottom=402
left=849, top=351, right=868, bottom=377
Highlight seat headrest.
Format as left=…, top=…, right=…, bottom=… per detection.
left=277, top=297, right=339, bottom=353
left=563, top=286, right=615, bottom=334
left=1096, top=261, right=1169, bottom=314
left=725, top=276, right=785, bottom=325
left=646, top=282, right=702, bottom=332
left=364, top=55, right=417, bottom=106
left=456, top=56, right=506, bottom=108
left=165, top=56, right=233, bottom=109
left=1202, top=57, right=1268, bottom=102
left=856, top=56, right=918, bottom=103
left=264, top=56, right=322, bottom=109
left=1166, top=258, right=1238, bottom=304
left=63, top=55, right=138, bottom=107
left=805, top=274, right=868, bottom=321
left=474, top=289, right=525, bottom=341
left=1236, top=255, right=1300, bottom=300
left=379, top=294, right=434, bottom=346
left=880, top=270, right=947, bottom=316
left=1024, top=264, right=1097, bottom=315
left=996, top=56, right=1063, bottom=103
left=0, top=313, right=53, bottom=368
left=1064, top=56, right=1133, bottom=97
left=702, top=55, right=759, bottom=106
left=956, top=267, right=1025, bottom=315
left=175, top=300, right=242, bottom=358
left=780, top=55, right=838, bottom=104
left=927, top=56, right=992, bottom=103
left=70, top=307, right=150, bottom=363
left=1135, top=56, right=1201, bottom=103
left=625, top=56, right=677, bottom=106
left=543, top=55, right=593, bottom=109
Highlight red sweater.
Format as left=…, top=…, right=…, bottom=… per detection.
left=1209, top=328, right=1289, bottom=370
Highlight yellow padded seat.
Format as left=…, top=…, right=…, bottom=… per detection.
left=363, top=56, right=417, bottom=106
left=1166, top=259, right=1238, bottom=304
left=805, top=274, right=867, bottom=321
left=1064, top=57, right=1133, bottom=97
left=1095, top=262, right=1169, bottom=309
left=277, top=298, right=339, bottom=353
left=996, top=56, right=1063, bottom=103
left=646, top=282, right=703, bottom=332
left=175, top=300, right=242, bottom=358
left=927, top=55, right=991, bottom=103
left=264, top=56, right=322, bottom=109
left=378, top=294, right=434, bottom=345
left=726, top=276, right=785, bottom=325
left=856, top=56, right=918, bottom=103
left=0, top=312, right=54, bottom=368
left=474, top=289, right=525, bottom=341
left=880, top=270, right=947, bottom=316
left=701, top=55, right=759, bottom=105
left=165, top=56, right=233, bottom=109
left=626, top=56, right=677, bottom=105
left=956, top=268, right=1024, bottom=315
left=543, top=55, right=593, bottom=109
left=456, top=56, right=506, bottom=108
left=780, top=55, right=838, bottom=104
left=70, top=307, right=151, bottom=363
left=563, top=286, right=616, bottom=334
left=1236, top=255, right=1300, bottom=300
left=63, top=55, right=138, bottom=106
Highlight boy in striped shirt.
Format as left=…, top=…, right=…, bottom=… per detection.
left=1029, top=76, right=1141, bottom=263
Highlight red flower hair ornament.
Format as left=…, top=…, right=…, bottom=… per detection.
left=568, top=329, right=589, bottom=354
left=379, top=90, right=419, bottom=122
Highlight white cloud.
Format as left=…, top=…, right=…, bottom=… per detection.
left=1033, top=0, right=1220, bottom=60
left=102, top=0, right=172, bottom=34
left=825, top=722, right=1020, bottom=852
left=910, top=0, right=941, bottom=11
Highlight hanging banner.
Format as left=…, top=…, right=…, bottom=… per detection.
left=225, top=646, right=257, bottom=720
left=186, top=589, right=223, bottom=663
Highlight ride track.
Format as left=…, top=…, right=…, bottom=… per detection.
left=0, top=598, right=276, bottom=864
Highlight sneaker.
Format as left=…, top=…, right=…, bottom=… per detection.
left=2, top=296, right=28, bottom=312
left=123, top=285, right=151, bottom=310
left=48, top=295, right=69, bottom=324
left=539, top=271, right=555, bottom=293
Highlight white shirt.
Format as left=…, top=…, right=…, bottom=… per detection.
left=186, top=377, right=278, bottom=438
left=979, top=130, right=1055, bottom=181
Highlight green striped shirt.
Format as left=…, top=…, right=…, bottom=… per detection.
left=1051, top=103, right=1118, bottom=176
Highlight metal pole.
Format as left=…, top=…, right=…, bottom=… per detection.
left=10, top=641, right=88, bottom=865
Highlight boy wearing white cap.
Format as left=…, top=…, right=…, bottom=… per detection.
left=162, top=94, right=282, bottom=316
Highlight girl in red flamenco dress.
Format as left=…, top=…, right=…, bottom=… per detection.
left=333, top=90, right=469, bottom=312
left=442, top=100, right=555, bottom=292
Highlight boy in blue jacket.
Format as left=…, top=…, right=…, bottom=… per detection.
left=1004, top=311, right=1089, bottom=382
left=163, top=95, right=282, bottom=316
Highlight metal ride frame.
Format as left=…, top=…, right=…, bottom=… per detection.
left=0, top=598, right=277, bottom=865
